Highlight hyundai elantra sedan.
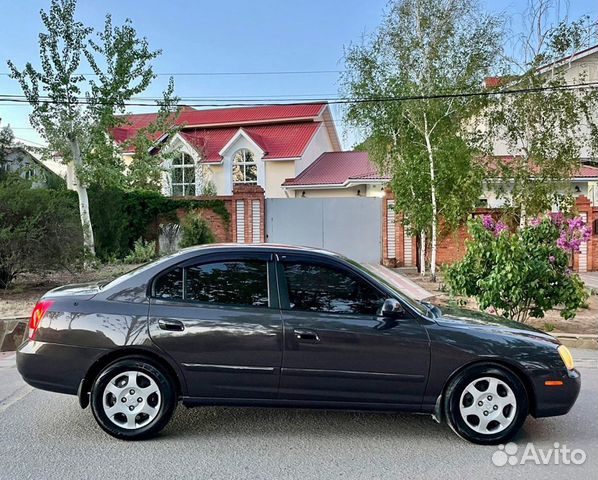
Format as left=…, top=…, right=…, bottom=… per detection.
left=17, top=244, right=580, bottom=443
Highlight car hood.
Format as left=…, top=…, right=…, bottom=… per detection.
left=43, top=282, right=104, bottom=300
left=434, top=305, right=560, bottom=346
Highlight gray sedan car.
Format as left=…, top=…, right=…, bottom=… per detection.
left=17, top=244, right=580, bottom=443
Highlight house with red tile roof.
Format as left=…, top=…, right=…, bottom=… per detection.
left=114, top=102, right=388, bottom=198
left=481, top=45, right=598, bottom=207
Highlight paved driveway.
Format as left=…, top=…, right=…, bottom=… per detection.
left=0, top=350, right=596, bottom=480
left=579, top=272, right=598, bottom=291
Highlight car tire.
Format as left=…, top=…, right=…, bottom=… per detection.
left=90, top=356, right=177, bottom=440
left=444, top=363, right=528, bottom=445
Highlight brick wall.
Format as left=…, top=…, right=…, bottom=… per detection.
left=172, top=197, right=233, bottom=243
left=155, top=187, right=266, bottom=251
left=383, top=194, right=597, bottom=272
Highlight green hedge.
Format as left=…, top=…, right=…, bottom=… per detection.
left=88, top=188, right=229, bottom=260
left=0, top=177, right=82, bottom=287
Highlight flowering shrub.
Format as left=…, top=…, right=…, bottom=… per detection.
left=444, top=214, right=589, bottom=323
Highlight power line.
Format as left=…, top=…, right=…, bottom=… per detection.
left=0, top=69, right=343, bottom=77
left=0, top=81, right=596, bottom=107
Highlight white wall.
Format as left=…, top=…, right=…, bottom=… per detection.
left=295, top=124, right=334, bottom=176
left=481, top=179, right=593, bottom=208
left=490, top=51, right=598, bottom=159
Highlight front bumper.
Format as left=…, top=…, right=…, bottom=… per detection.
left=17, top=340, right=108, bottom=396
left=532, top=368, right=581, bottom=418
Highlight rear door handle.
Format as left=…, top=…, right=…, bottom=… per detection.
left=294, top=328, right=320, bottom=342
left=158, top=319, right=185, bottom=332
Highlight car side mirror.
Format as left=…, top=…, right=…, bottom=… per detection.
left=379, top=298, right=405, bottom=318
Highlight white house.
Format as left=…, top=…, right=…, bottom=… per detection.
left=114, top=103, right=388, bottom=199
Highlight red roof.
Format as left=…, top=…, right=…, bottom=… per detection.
left=577, top=164, right=598, bottom=178
left=116, top=103, right=326, bottom=154
left=180, top=122, right=320, bottom=162
left=283, top=151, right=389, bottom=187
left=484, top=156, right=598, bottom=178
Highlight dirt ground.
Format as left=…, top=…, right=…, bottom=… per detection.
left=0, top=264, right=139, bottom=319
left=403, top=269, right=598, bottom=335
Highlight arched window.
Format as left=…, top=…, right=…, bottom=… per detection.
left=232, top=149, right=257, bottom=185
left=171, top=152, right=196, bottom=196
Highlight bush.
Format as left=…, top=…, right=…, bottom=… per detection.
left=123, top=238, right=157, bottom=264
left=0, top=177, right=82, bottom=288
left=445, top=214, right=589, bottom=322
left=87, top=187, right=229, bottom=261
left=179, top=211, right=215, bottom=248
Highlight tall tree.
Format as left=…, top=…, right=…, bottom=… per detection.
left=0, top=124, right=15, bottom=169
left=342, top=0, right=502, bottom=278
left=125, top=77, right=182, bottom=191
left=484, top=0, right=598, bottom=225
left=8, top=0, right=160, bottom=255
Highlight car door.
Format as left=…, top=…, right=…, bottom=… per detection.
left=276, top=254, right=430, bottom=408
left=148, top=252, right=283, bottom=399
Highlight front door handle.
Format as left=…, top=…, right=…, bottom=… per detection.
left=158, top=319, right=185, bottom=331
left=294, top=328, right=320, bottom=342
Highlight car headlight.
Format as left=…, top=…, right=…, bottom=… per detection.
left=558, top=345, right=575, bottom=371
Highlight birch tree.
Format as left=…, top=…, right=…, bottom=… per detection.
left=342, top=0, right=501, bottom=278
left=484, top=0, right=598, bottom=225
left=8, top=0, right=160, bottom=255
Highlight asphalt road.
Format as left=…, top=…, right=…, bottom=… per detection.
left=1, top=350, right=596, bottom=480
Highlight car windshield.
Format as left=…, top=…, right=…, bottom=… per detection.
left=348, top=261, right=434, bottom=317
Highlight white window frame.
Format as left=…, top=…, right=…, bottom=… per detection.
left=170, top=152, right=196, bottom=196
left=232, top=149, right=258, bottom=185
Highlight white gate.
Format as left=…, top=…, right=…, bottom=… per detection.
left=265, top=197, right=383, bottom=263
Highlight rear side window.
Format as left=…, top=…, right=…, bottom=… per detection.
left=186, top=261, right=269, bottom=307
left=153, top=260, right=269, bottom=308
left=154, top=267, right=183, bottom=300
left=282, top=262, right=385, bottom=315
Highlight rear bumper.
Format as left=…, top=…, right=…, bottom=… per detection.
left=17, top=340, right=109, bottom=396
left=532, top=369, right=581, bottom=418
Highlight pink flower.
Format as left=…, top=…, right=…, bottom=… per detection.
left=556, top=216, right=591, bottom=253
left=494, top=222, right=509, bottom=237
left=548, top=212, right=564, bottom=226
left=548, top=255, right=556, bottom=264
left=530, top=217, right=542, bottom=227
left=482, top=215, right=495, bottom=230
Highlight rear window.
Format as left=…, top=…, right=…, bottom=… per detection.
left=153, top=267, right=183, bottom=300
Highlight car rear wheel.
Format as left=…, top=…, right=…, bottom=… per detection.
left=444, top=364, right=528, bottom=445
left=90, top=357, right=177, bottom=440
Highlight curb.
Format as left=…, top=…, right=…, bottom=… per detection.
left=554, top=333, right=598, bottom=350
left=0, top=318, right=28, bottom=353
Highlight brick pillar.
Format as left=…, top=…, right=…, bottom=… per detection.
left=573, top=195, right=596, bottom=272
left=382, top=189, right=397, bottom=266
left=231, top=185, right=265, bottom=244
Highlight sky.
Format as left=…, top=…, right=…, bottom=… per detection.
left=0, top=0, right=596, bottom=150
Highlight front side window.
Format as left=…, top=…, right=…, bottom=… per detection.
left=186, top=261, right=268, bottom=307
left=232, top=149, right=257, bottom=185
left=152, top=260, right=269, bottom=308
left=171, top=152, right=196, bottom=196
left=282, top=262, right=385, bottom=315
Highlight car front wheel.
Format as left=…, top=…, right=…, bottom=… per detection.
left=444, top=364, right=528, bottom=445
left=90, top=357, right=177, bottom=440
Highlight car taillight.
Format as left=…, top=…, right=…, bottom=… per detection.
left=29, top=300, right=54, bottom=340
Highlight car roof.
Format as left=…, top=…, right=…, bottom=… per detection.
left=176, top=242, right=344, bottom=259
